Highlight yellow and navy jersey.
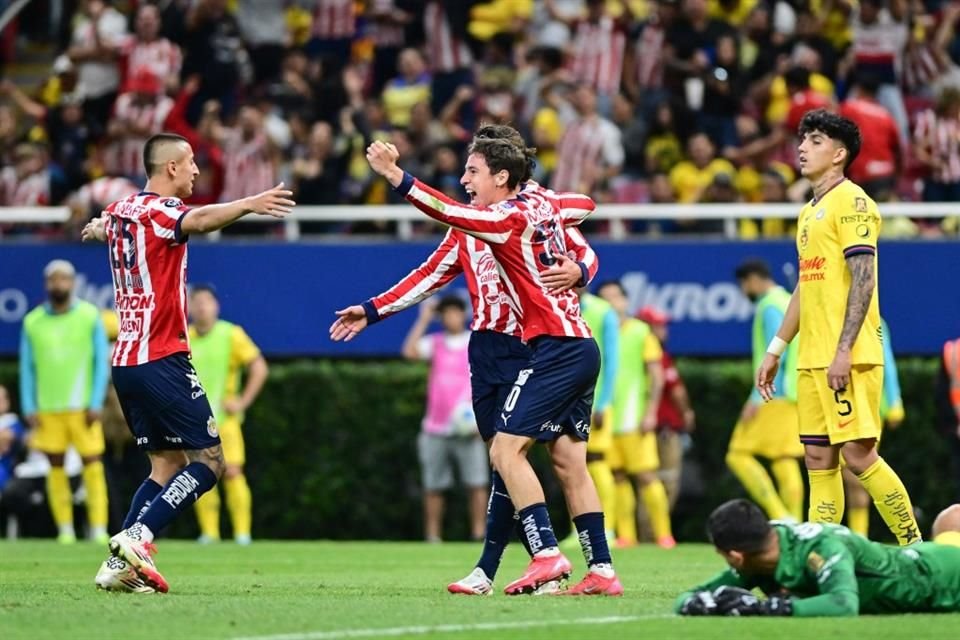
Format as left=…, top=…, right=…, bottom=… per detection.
left=188, top=323, right=261, bottom=405
left=796, top=179, right=883, bottom=370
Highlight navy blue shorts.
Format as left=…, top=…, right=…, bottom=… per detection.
left=469, top=330, right=531, bottom=442
left=112, top=353, right=220, bottom=452
left=496, top=336, right=600, bottom=442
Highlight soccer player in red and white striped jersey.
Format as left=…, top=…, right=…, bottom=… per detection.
left=365, top=134, right=622, bottom=596
left=82, top=133, right=294, bottom=593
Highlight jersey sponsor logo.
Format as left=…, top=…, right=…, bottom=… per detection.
left=800, top=225, right=809, bottom=249
left=840, top=214, right=877, bottom=224
left=799, top=256, right=826, bottom=282
left=116, top=293, right=156, bottom=311
left=837, top=418, right=854, bottom=429
left=187, top=371, right=207, bottom=399
left=207, top=416, right=218, bottom=438
left=118, top=317, right=142, bottom=341
left=856, top=224, right=870, bottom=238
left=574, top=419, right=589, bottom=436
left=163, top=199, right=182, bottom=208
left=539, top=420, right=562, bottom=433
left=476, top=253, right=503, bottom=304
left=114, top=273, right=145, bottom=289
left=159, top=470, right=200, bottom=508
left=855, top=197, right=867, bottom=212
left=620, top=272, right=753, bottom=323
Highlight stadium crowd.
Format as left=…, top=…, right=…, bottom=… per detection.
left=1, top=0, right=960, bottom=238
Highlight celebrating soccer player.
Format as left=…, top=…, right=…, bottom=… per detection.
left=363, top=132, right=621, bottom=595
left=82, top=132, right=294, bottom=593
left=677, top=499, right=960, bottom=617
left=332, top=126, right=606, bottom=595
left=755, top=110, right=921, bottom=546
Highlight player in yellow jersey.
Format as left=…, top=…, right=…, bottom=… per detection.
left=188, top=285, right=269, bottom=545
left=596, top=281, right=674, bottom=549
left=757, top=109, right=921, bottom=546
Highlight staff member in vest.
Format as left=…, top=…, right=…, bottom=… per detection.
left=577, top=287, right=620, bottom=542
left=728, top=259, right=805, bottom=521
left=189, top=284, right=269, bottom=545
left=403, top=295, right=488, bottom=543
left=19, top=259, right=110, bottom=543
left=597, top=281, right=673, bottom=549
left=939, top=336, right=960, bottom=503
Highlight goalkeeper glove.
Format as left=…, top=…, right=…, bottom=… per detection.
left=712, top=586, right=793, bottom=616
left=678, top=590, right=718, bottom=616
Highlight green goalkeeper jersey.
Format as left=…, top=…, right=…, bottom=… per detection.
left=677, top=522, right=960, bottom=616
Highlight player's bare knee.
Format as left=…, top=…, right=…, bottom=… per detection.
left=804, top=445, right=838, bottom=470
left=840, top=441, right=879, bottom=475
left=187, top=444, right=226, bottom=479
left=638, top=471, right=656, bottom=486
left=46, top=453, right=65, bottom=467
left=225, top=464, right=243, bottom=479
left=81, top=455, right=101, bottom=465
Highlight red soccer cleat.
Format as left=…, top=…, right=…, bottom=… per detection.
left=561, top=570, right=624, bottom=596
left=504, top=553, right=572, bottom=595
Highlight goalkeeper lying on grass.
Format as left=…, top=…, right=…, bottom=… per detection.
left=677, top=499, right=960, bottom=617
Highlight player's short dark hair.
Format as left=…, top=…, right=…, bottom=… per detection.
left=143, top=133, right=189, bottom=177
left=466, top=137, right=529, bottom=190
left=473, top=125, right=537, bottom=183
left=707, top=499, right=773, bottom=554
left=436, top=295, right=466, bottom=313
left=189, top=283, right=218, bottom=300
left=798, top=109, right=862, bottom=169
left=734, top=258, right=772, bottom=282
left=596, top=280, right=625, bottom=296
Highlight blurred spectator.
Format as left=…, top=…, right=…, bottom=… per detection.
left=163, top=76, right=225, bottom=205
left=66, top=175, right=138, bottom=237
left=0, top=384, right=25, bottom=495
left=291, top=121, right=344, bottom=207
left=219, top=104, right=278, bottom=203
left=430, top=144, right=465, bottom=200
left=469, top=0, right=533, bottom=41
left=366, top=0, right=415, bottom=95
left=698, top=33, right=743, bottom=149
left=307, top=0, right=357, bottom=67
left=662, top=0, right=735, bottom=111
left=515, top=45, right=566, bottom=125
left=382, top=48, right=431, bottom=129
left=67, top=0, right=128, bottom=126
left=0, top=143, right=55, bottom=207
left=182, top=0, right=252, bottom=122
left=914, top=85, right=960, bottom=205
left=236, top=0, right=290, bottom=85
left=123, top=2, right=182, bottom=95
left=668, top=131, right=735, bottom=203
left=550, top=84, right=624, bottom=196
left=624, top=0, right=680, bottom=117
left=644, top=101, right=684, bottom=174
left=611, top=91, right=648, bottom=177
left=839, top=72, right=901, bottom=202
left=103, top=68, right=174, bottom=184
left=424, top=1, right=476, bottom=130
left=402, top=297, right=488, bottom=543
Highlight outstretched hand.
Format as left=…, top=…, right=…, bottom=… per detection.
left=330, top=305, right=369, bottom=342
left=81, top=215, right=107, bottom=243
left=247, top=182, right=296, bottom=218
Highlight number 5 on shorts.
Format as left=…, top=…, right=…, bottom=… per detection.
left=834, top=390, right=852, bottom=417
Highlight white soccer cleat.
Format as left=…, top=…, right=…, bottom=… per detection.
left=109, top=524, right=169, bottom=593
left=533, top=579, right=564, bottom=595
left=94, top=556, right=156, bottom=593
left=447, top=567, right=494, bottom=595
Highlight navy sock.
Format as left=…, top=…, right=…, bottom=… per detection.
left=137, top=463, right=218, bottom=535
left=573, top=512, right=612, bottom=567
left=122, top=479, right=163, bottom=529
left=517, top=502, right=558, bottom=555
left=514, top=512, right=533, bottom=557
left=476, top=472, right=516, bottom=578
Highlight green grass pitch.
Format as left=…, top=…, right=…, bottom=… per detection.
left=2, top=541, right=958, bottom=639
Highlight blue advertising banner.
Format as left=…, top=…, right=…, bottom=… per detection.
left=0, top=240, right=956, bottom=357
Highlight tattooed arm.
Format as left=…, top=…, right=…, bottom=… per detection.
left=827, top=254, right=875, bottom=391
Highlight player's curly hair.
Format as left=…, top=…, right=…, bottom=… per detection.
left=473, top=124, right=537, bottom=183
left=707, top=499, right=773, bottom=554
left=797, top=109, right=862, bottom=170
left=467, top=137, right=529, bottom=190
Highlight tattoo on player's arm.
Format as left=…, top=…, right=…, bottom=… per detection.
left=838, top=254, right=875, bottom=352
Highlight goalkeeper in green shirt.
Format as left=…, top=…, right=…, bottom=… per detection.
left=677, top=499, right=960, bottom=617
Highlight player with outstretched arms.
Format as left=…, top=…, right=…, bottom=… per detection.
left=755, top=110, right=921, bottom=546
left=364, top=134, right=621, bottom=595
left=677, top=499, right=960, bottom=617
left=82, top=132, right=294, bottom=593
left=331, top=126, right=600, bottom=595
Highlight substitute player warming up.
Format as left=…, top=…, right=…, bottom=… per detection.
left=83, top=133, right=294, bottom=592
left=756, top=110, right=920, bottom=546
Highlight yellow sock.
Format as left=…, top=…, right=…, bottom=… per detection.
left=808, top=467, right=845, bottom=524
left=224, top=474, right=253, bottom=538
left=771, top=458, right=805, bottom=522
left=194, top=486, right=222, bottom=540
left=640, top=480, right=673, bottom=540
left=726, top=452, right=790, bottom=520
left=587, top=459, right=617, bottom=532
left=614, top=480, right=637, bottom=544
left=80, top=461, right=109, bottom=529
left=46, top=466, right=73, bottom=529
left=848, top=505, right=870, bottom=537
left=858, top=458, right=921, bottom=545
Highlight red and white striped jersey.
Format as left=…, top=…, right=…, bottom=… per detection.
left=103, top=192, right=192, bottom=367
left=424, top=1, right=473, bottom=73
left=570, top=16, right=627, bottom=96
left=219, top=130, right=276, bottom=202
left=369, top=190, right=598, bottom=337
left=550, top=115, right=625, bottom=193
left=0, top=167, right=49, bottom=206
left=104, top=93, right=174, bottom=178
left=913, top=109, right=960, bottom=183
left=312, top=0, right=356, bottom=39
left=366, top=0, right=405, bottom=47
left=74, top=176, right=140, bottom=210
left=125, top=37, right=182, bottom=84
left=632, top=21, right=665, bottom=91
left=397, top=175, right=595, bottom=341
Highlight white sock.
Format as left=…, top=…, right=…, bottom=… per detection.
left=90, top=525, right=107, bottom=539
left=126, top=521, right=155, bottom=543
left=590, top=562, right=615, bottom=578
left=58, top=524, right=76, bottom=536
left=534, top=546, right=560, bottom=558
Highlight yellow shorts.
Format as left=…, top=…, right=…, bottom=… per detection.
left=608, top=431, right=660, bottom=474
left=728, top=399, right=803, bottom=459
left=798, top=365, right=883, bottom=446
left=219, top=418, right=246, bottom=466
left=30, top=411, right=105, bottom=457
left=586, top=408, right=613, bottom=455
